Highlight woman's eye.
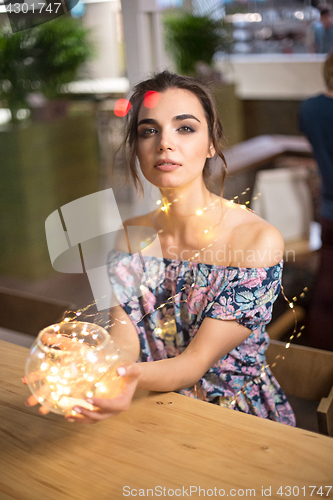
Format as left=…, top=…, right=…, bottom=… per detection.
left=139, top=128, right=157, bottom=137
left=178, top=126, right=194, bottom=133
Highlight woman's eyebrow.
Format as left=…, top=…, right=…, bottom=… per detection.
left=137, top=114, right=200, bottom=127
left=137, top=118, right=157, bottom=126
left=174, top=114, right=200, bottom=123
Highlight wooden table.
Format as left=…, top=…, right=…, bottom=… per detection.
left=1, top=340, right=332, bottom=500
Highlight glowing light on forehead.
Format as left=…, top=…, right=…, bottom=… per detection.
left=114, top=99, right=131, bottom=117
left=143, top=91, right=160, bottom=109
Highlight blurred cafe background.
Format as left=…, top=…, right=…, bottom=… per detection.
left=0, top=0, right=333, bottom=432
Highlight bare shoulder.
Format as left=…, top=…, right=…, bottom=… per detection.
left=123, top=212, right=153, bottom=228
left=115, top=211, right=157, bottom=253
left=227, top=205, right=284, bottom=268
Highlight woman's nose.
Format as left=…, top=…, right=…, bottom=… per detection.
left=158, top=131, right=175, bottom=151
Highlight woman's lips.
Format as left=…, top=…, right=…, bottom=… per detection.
left=155, top=162, right=181, bottom=171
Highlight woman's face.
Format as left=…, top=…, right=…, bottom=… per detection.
left=136, top=88, right=214, bottom=190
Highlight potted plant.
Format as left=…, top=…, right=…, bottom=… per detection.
left=0, top=16, right=100, bottom=280
left=163, top=11, right=243, bottom=147
left=163, top=11, right=232, bottom=77
left=0, top=15, right=94, bottom=122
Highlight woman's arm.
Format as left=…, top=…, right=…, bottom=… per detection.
left=137, top=317, right=251, bottom=392
left=66, top=316, right=251, bottom=423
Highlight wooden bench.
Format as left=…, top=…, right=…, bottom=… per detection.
left=210, top=134, right=313, bottom=201
left=0, top=287, right=75, bottom=337
left=223, top=134, right=313, bottom=175
left=266, top=339, right=333, bottom=437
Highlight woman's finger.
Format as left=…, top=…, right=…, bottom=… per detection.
left=65, top=410, right=118, bottom=424
left=38, top=405, right=51, bottom=415
left=25, top=394, right=50, bottom=414
left=84, top=364, right=141, bottom=412
left=23, top=370, right=44, bottom=384
left=25, top=394, right=39, bottom=407
left=63, top=363, right=141, bottom=424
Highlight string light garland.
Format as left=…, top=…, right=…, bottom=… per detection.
left=25, top=321, right=124, bottom=415
left=42, top=187, right=308, bottom=408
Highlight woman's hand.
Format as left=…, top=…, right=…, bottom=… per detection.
left=23, top=364, right=141, bottom=424
left=65, top=364, right=141, bottom=424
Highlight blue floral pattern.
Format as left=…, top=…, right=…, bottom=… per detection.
left=108, top=250, right=296, bottom=426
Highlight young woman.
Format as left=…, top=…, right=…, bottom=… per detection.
left=26, top=71, right=296, bottom=426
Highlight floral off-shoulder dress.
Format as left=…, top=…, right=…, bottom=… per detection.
left=107, top=250, right=296, bottom=426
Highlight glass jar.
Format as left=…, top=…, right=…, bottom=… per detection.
left=25, top=321, right=123, bottom=415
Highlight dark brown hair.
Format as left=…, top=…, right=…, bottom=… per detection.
left=122, top=70, right=227, bottom=195
left=320, top=6, right=332, bottom=17
left=324, top=51, right=333, bottom=90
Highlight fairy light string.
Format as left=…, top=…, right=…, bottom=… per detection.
left=56, top=188, right=308, bottom=407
